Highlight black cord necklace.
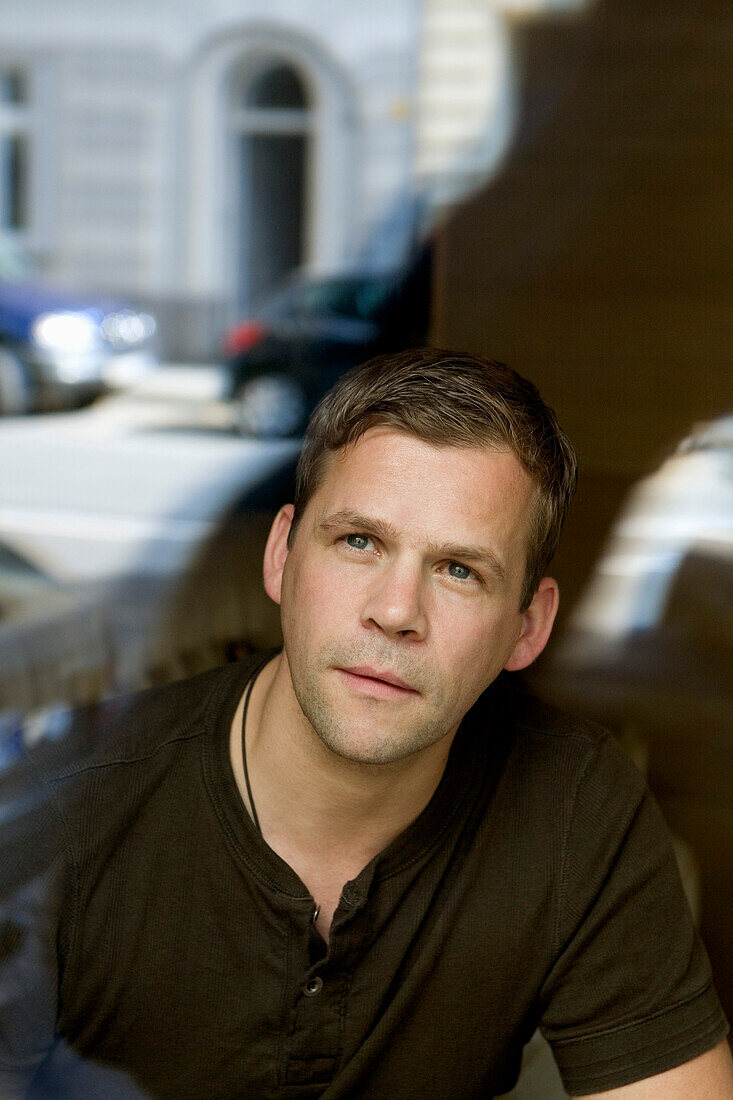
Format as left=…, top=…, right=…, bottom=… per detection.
left=240, top=671, right=262, bottom=835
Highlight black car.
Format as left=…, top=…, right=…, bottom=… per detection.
left=221, top=248, right=432, bottom=437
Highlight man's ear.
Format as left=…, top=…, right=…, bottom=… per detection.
left=263, top=504, right=295, bottom=606
left=503, top=577, right=559, bottom=672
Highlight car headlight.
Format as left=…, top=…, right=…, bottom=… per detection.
left=101, top=309, right=156, bottom=349
left=31, top=311, right=100, bottom=354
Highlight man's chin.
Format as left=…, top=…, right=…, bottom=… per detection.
left=289, top=664, right=453, bottom=764
left=307, top=713, right=452, bottom=768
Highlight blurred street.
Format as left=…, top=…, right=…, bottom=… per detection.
left=0, top=363, right=298, bottom=582
left=13, top=360, right=232, bottom=438
left=0, top=363, right=299, bottom=714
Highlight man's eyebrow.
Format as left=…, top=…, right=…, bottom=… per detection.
left=316, top=509, right=400, bottom=541
left=420, top=539, right=506, bottom=582
left=316, top=510, right=507, bottom=582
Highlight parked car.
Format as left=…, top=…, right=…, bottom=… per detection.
left=221, top=248, right=432, bottom=437
left=0, top=246, right=157, bottom=414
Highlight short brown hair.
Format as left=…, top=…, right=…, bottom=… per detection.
left=290, top=348, right=577, bottom=611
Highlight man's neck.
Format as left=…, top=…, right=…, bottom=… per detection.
left=229, top=653, right=456, bottom=934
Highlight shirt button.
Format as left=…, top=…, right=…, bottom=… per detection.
left=302, top=976, right=323, bottom=997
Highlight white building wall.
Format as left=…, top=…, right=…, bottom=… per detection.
left=0, top=0, right=583, bottom=356
left=415, top=0, right=590, bottom=224
left=0, top=0, right=422, bottom=355
left=417, top=0, right=514, bottom=216
left=47, top=47, right=170, bottom=295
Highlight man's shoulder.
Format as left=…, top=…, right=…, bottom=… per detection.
left=475, top=674, right=646, bottom=808
left=18, top=653, right=267, bottom=788
left=0, top=655, right=265, bottom=880
left=481, top=672, right=616, bottom=753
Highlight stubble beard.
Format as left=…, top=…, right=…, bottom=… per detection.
left=286, top=640, right=454, bottom=766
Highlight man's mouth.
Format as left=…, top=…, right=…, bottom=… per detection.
left=336, top=665, right=420, bottom=698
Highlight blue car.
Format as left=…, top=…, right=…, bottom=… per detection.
left=0, top=248, right=157, bottom=414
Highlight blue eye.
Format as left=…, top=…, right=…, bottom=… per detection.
left=345, top=534, right=371, bottom=550
left=447, top=562, right=472, bottom=580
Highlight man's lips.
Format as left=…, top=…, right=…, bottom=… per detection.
left=336, top=666, right=419, bottom=696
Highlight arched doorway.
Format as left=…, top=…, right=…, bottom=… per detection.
left=229, top=61, right=312, bottom=311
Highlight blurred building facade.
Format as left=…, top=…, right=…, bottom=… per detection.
left=1, top=0, right=580, bottom=359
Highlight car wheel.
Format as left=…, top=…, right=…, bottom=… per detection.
left=0, top=347, right=33, bottom=415
left=233, top=373, right=307, bottom=438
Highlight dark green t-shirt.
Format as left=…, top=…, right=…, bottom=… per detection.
left=0, top=654, right=727, bottom=1098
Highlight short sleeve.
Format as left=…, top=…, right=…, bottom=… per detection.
left=0, top=754, right=72, bottom=1093
left=538, top=734, right=728, bottom=1095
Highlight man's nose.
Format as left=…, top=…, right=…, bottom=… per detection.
left=360, top=559, right=428, bottom=640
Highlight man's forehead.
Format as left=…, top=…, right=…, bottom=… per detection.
left=317, top=427, right=535, bottom=499
left=303, top=428, right=537, bottom=571
left=321, top=426, right=526, bottom=482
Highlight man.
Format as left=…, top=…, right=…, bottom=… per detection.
left=1, top=349, right=731, bottom=1098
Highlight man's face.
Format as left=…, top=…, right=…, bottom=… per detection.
left=267, top=427, right=551, bottom=765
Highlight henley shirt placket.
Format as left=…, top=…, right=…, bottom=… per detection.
left=280, top=881, right=372, bottom=1092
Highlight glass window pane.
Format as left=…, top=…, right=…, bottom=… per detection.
left=1, top=134, right=29, bottom=230
left=246, top=65, right=307, bottom=109
left=0, top=71, right=27, bottom=104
